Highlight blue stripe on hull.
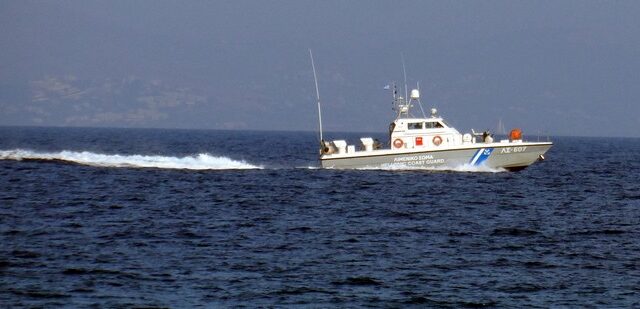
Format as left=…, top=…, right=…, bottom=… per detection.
left=470, top=148, right=494, bottom=166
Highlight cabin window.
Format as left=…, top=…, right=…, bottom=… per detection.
left=425, top=122, right=445, bottom=129
left=408, top=122, right=423, bottom=130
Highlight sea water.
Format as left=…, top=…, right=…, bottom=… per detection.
left=1, top=126, right=639, bottom=307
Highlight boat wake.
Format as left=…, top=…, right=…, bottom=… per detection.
left=355, top=163, right=506, bottom=173
left=0, top=149, right=261, bottom=170
left=430, top=164, right=507, bottom=173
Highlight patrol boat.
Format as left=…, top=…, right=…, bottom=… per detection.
left=315, top=84, right=552, bottom=171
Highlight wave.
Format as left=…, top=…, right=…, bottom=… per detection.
left=0, top=149, right=261, bottom=170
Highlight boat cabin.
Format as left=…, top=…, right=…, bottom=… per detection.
left=390, top=116, right=463, bottom=149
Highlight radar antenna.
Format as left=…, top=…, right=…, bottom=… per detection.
left=415, top=81, right=426, bottom=118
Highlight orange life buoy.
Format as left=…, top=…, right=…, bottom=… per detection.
left=432, top=135, right=443, bottom=146
left=509, top=128, right=522, bottom=141
left=393, top=138, right=404, bottom=148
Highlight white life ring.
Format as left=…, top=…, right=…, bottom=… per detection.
left=393, top=138, right=404, bottom=149
left=432, top=135, right=443, bottom=146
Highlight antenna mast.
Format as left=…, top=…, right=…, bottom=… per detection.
left=309, top=49, right=323, bottom=143
left=401, top=53, right=409, bottom=102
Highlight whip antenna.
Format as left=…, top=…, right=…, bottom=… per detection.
left=401, top=53, right=409, bottom=102
left=309, top=49, right=323, bottom=143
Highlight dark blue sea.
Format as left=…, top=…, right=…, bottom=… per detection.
left=1, top=126, right=639, bottom=308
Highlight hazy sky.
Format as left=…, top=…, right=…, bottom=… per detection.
left=1, top=1, right=639, bottom=137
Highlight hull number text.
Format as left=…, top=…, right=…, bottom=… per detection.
left=500, top=146, right=527, bottom=154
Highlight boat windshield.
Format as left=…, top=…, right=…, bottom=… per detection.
left=425, top=121, right=445, bottom=129
left=408, top=122, right=423, bottom=130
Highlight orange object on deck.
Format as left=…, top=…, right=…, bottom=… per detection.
left=509, top=128, right=522, bottom=141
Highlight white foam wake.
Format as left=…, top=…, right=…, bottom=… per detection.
left=428, top=163, right=506, bottom=173
left=355, top=163, right=506, bottom=173
left=0, top=149, right=261, bottom=170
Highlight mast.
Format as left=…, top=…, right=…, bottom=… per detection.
left=401, top=53, right=409, bottom=103
left=309, top=49, right=323, bottom=143
left=398, top=55, right=426, bottom=118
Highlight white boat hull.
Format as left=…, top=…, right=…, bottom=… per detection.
left=320, top=142, right=552, bottom=171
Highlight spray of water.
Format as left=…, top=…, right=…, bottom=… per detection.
left=0, top=149, right=261, bottom=170
left=354, top=163, right=506, bottom=173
